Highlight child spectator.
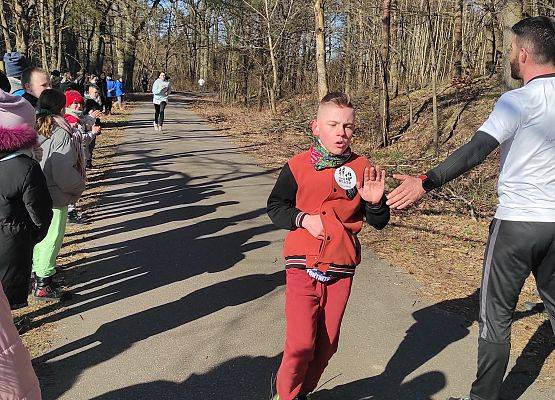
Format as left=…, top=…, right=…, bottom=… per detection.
left=267, top=92, right=390, bottom=400
left=3, top=52, right=30, bottom=96
left=32, top=89, right=86, bottom=301
left=0, top=282, right=42, bottom=400
left=0, top=84, right=53, bottom=310
left=84, top=84, right=104, bottom=170
left=105, top=75, right=116, bottom=114
left=22, top=67, right=52, bottom=108
left=64, top=89, right=101, bottom=223
left=115, top=77, right=125, bottom=110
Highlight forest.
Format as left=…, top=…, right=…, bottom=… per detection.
left=1, top=0, right=555, bottom=147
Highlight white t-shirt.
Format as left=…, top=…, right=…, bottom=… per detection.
left=479, top=75, right=555, bottom=222
left=198, top=79, right=205, bottom=87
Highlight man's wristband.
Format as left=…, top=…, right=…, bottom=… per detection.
left=418, top=174, right=435, bottom=192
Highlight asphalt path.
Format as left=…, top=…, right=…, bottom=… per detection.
left=36, top=95, right=554, bottom=400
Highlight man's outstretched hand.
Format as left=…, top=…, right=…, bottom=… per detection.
left=386, top=174, right=426, bottom=209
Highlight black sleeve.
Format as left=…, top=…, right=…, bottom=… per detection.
left=267, top=163, right=304, bottom=230
left=363, top=195, right=390, bottom=230
left=423, top=131, right=500, bottom=191
left=22, top=162, right=53, bottom=243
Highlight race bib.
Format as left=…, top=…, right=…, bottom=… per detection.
left=334, top=166, right=357, bottom=190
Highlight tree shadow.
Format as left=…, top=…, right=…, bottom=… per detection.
left=37, top=273, right=284, bottom=399
left=501, top=320, right=554, bottom=400
left=86, top=354, right=282, bottom=400
left=313, top=290, right=552, bottom=400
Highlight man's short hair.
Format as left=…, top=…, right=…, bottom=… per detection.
left=512, top=16, right=555, bottom=65
left=21, top=67, right=48, bottom=86
left=320, top=92, right=354, bottom=109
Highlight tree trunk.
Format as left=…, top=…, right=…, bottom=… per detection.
left=390, top=0, right=399, bottom=98
left=344, top=7, right=352, bottom=94
left=356, top=4, right=365, bottom=90
left=501, top=0, right=522, bottom=89
left=13, top=0, right=32, bottom=54
left=0, top=0, right=12, bottom=52
left=56, top=0, right=70, bottom=70
left=380, top=0, right=391, bottom=147
left=453, top=0, right=463, bottom=77
left=48, top=0, right=56, bottom=68
left=425, top=0, right=439, bottom=154
left=314, top=0, right=328, bottom=100
left=38, top=0, right=49, bottom=70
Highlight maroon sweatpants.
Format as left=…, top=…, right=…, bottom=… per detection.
left=276, top=268, right=353, bottom=400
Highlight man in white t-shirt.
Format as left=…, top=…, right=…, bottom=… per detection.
left=386, top=17, right=555, bottom=400
left=198, top=78, right=206, bottom=93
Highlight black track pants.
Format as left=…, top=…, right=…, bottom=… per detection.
left=154, top=101, right=167, bottom=126
left=470, top=219, right=555, bottom=400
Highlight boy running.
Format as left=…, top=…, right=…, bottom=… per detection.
left=267, top=92, right=390, bottom=400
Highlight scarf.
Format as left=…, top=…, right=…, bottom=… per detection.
left=65, top=108, right=83, bottom=120
left=310, top=140, right=352, bottom=171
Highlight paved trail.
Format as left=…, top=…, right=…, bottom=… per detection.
left=36, top=95, right=553, bottom=400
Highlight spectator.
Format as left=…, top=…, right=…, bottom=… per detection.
left=74, top=69, right=86, bottom=95
left=115, top=77, right=125, bottom=110
left=141, top=75, right=148, bottom=93
left=3, top=52, right=30, bottom=96
left=64, top=90, right=101, bottom=224
left=99, top=72, right=109, bottom=113
left=0, top=282, right=42, bottom=400
left=22, top=68, right=52, bottom=108
left=59, top=72, right=73, bottom=93
left=105, top=75, right=116, bottom=114
left=32, top=89, right=86, bottom=301
left=0, top=85, right=52, bottom=310
left=50, top=70, right=61, bottom=91
left=84, top=85, right=103, bottom=170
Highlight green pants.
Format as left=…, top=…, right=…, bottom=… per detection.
left=33, top=206, right=68, bottom=278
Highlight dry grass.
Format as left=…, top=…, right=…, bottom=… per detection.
left=191, top=82, right=554, bottom=385
left=13, top=107, right=130, bottom=359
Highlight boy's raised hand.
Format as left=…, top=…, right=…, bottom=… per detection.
left=357, top=166, right=385, bottom=205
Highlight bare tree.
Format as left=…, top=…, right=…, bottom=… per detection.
left=314, top=0, right=328, bottom=100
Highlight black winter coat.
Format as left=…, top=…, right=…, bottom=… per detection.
left=0, top=125, right=53, bottom=307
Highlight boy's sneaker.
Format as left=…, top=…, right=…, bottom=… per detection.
left=13, top=315, right=31, bottom=335
left=85, top=162, right=101, bottom=171
left=10, top=301, right=28, bottom=310
left=33, top=276, right=65, bottom=302
left=153, top=121, right=159, bottom=131
left=67, top=209, right=87, bottom=225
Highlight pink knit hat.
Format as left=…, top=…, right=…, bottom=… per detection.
left=0, top=89, right=37, bottom=152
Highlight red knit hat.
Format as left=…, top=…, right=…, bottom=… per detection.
left=65, top=90, right=84, bottom=107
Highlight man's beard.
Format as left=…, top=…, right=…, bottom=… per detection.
left=510, top=56, right=522, bottom=80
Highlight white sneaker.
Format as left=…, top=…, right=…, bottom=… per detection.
left=153, top=121, right=158, bottom=131
left=159, top=125, right=163, bottom=132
